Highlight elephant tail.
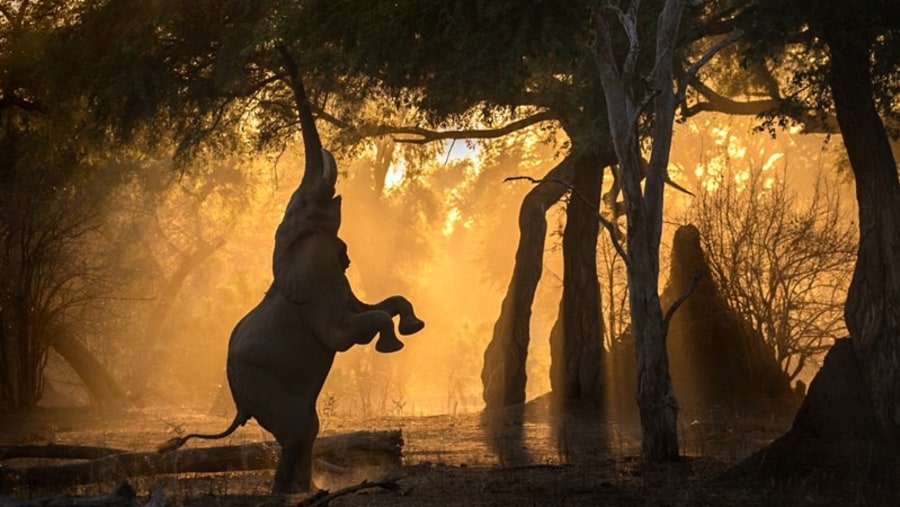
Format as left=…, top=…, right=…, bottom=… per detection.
left=157, top=409, right=251, bottom=453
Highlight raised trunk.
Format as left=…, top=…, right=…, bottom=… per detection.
left=824, top=24, right=900, bottom=445
left=550, top=151, right=609, bottom=409
left=481, top=159, right=574, bottom=409
left=277, top=45, right=323, bottom=187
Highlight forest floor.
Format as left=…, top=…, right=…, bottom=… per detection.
left=0, top=400, right=896, bottom=506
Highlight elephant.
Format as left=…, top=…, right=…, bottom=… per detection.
left=158, top=79, right=424, bottom=494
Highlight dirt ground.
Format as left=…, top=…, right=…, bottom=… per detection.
left=0, top=403, right=896, bottom=506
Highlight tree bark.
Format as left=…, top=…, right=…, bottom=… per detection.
left=729, top=6, right=900, bottom=481
left=592, top=0, right=686, bottom=461
left=1, top=430, right=402, bottom=490
left=550, top=151, right=610, bottom=409
left=823, top=25, right=900, bottom=446
left=51, top=334, right=128, bottom=407
left=727, top=339, right=890, bottom=481
left=481, top=159, right=574, bottom=409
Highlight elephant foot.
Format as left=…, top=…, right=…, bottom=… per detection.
left=398, top=315, right=425, bottom=335
left=271, top=479, right=320, bottom=496
left=375, top=334, right=405, bottom=353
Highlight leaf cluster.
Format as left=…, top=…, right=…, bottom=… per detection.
left=735, top=0, right=900, bottom=136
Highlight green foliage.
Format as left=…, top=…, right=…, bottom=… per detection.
left=736, top=0, right=900, bottom=136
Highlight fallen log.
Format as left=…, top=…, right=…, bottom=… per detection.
left=0, top=444, right=124, bottom=461
left=1, top=430, right=402, bottom=491
left=0, top=481, right=143, bottom=507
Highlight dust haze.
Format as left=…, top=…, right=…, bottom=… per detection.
left=38, top=115, right=853, bottom=419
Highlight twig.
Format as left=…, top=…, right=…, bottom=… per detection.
left=678, top=30, right=742, bottom=105
left=663, top=268, right=704, bottom=326
left=504, top=175, right=630, bottom=266
left=299, top=479, right=402, bottom=507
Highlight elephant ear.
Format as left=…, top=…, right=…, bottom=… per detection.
left=273, top=232, right=346, bottom=303
left=273, top=194, right=341, bottom=299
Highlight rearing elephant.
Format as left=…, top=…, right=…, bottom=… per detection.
left=158, top=75, right=424, bottom=494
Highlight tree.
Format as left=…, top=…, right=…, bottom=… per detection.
left=591, top=0, right=694, bottom=461
left=711, top=0, right=900, bottom=475
left=82, top=0, right=615, bottom=412
left=689, top=154, right=855, bottom=381
left=308, top=0, right=616, bottom=412
left=0, top=0, right=133, bottom=408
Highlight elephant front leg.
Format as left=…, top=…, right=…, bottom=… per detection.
left=319, top=296, right=425, bottom=354
left=374, top=296, right=425, bottom=336
left=321, top=311, right=400, bottom=353
left=349, top=311, right=406, bottom=353
left=359, top=295, right=426, bottom=337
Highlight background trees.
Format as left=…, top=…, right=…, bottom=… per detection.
left=689, top=150, right=855, bottom=382
left=0, top=0, right=133, bottom=408
left=2, top=0, right=897, bottom=478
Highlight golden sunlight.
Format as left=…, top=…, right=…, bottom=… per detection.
left=383, top=158, right=407, bottom=193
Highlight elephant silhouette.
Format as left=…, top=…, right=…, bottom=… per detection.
left=158, top=72, right=424, bottom=494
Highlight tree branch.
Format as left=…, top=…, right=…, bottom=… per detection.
left=684, top=80, right=839, bottom=133
left=316, top=110, right=556, bottom=145
left=677, top=30, right=743, bottom=105
left=504, top=175, right=630, bottom=266
left=663, top=268, right=704, bottom=326
left=617, top=1, right=642, bottom=84
left=300, top=479, right=403, bottom=507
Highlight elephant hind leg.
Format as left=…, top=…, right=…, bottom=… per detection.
left=273, top=446, right=300, bottom=494
left=272, top=409, right=320, bottom=494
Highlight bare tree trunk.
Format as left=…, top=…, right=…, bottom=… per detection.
left=130, top=238, right=224, bottom=399
left=481, top=159, right=574, bottom=409
left=626, top=231, right=679, bottom=461
left=592, top=0, right=686, bottom=461
left=550, top=151, right=611, bottom=409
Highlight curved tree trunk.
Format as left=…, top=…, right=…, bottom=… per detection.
left=51, top=334, right=128, bottom=406
left=825, top=28, right=900, bottom=446
left=130, top=238, right=224, bottom=399
left=550, top=150, right=612, bottom=409
left=481, top=159, right=574, bottom=409
left=731, top=10, right=900, bottom=481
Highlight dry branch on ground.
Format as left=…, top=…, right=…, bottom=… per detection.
left=0, top=430, right=402, bottom=490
